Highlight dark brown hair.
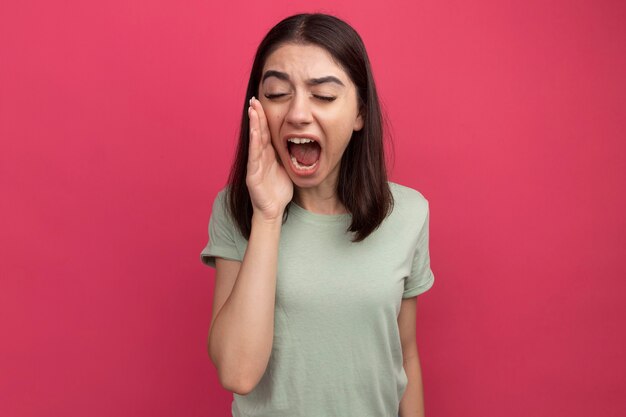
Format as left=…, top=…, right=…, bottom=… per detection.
left=227, top=13, right=393, bottom=242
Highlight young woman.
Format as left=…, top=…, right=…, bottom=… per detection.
left=200, top=13, right=435, bottom=417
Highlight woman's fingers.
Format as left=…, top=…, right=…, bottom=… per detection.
left=248, top=105, right=262, bottom=170
left=251, top=97, right=270, bottom=147
left=246, top=96, right=293, bottom=217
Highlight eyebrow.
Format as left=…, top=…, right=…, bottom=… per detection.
left=261, top=70, right=345, bottom=87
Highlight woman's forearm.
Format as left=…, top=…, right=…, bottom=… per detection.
left=209, top=214, right=282, bottom=394
left=399, top=355, right=425, bottom=417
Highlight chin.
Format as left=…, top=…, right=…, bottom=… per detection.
left=289, top=174, right=322, bottom=189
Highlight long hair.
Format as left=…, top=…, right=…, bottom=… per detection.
left=227, top=13, right=393, bottom=242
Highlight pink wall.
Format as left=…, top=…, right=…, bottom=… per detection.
left=1, top=1, right=625, bottom=416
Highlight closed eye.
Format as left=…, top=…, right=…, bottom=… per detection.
left=264, top=93, right=288, bottom=100
left=264, top=93, right=336, bottom=102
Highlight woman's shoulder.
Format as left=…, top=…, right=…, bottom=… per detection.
left=210, top=185, right=233, bottom=220
left=214, top=185, right=230, bottom=200
left=381, top=182, right=430, bottom=235
left=209, top=185, right=248, bottom=241
left=388, top=181, right=430, bottom=209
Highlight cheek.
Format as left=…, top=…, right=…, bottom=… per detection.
left=322, top=106, right=357, bottom=129
left=328, top=115, right=359, bottom=142
left=269, top=116, right=282, bottom=144
left=329, top=123, right=358, bottom=157
left=266, top=116, right=283, bottom=149
left=262, top=108, right=282, bottom=131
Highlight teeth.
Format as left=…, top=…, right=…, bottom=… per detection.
left=287, top=138, right=315, bottom=144
left=290, top=155, right=318, bottom=170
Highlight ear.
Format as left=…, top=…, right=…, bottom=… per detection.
left=353, top=110, right=364, bottom=132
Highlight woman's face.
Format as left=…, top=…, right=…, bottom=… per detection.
left=258, top=43, right=364, bottom=192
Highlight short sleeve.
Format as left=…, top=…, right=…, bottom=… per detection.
left=403, top=202, right=435, bottom=298
left=200, top=190, right=243, bottom=268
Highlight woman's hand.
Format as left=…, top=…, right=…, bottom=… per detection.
left=246, top=97, right=293, bottom=222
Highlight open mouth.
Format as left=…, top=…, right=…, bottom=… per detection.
left=287, top=138, right=321, bottom=171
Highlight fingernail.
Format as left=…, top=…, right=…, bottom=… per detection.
left=249, top=97, right=252, bottom=106
left=251, top=96, right=256, bottom=104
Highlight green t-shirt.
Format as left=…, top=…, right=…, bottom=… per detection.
left=200, top=182, right=434, bottom=417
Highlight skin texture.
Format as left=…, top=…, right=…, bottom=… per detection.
left=210, top=44, right=426, bottom=414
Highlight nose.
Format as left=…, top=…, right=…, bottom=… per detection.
left=285, top=93, right=313, bottom=126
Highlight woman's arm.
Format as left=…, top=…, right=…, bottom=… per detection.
left=209, top=216, right=282, bottom=395
left=398, top=297, right=426, bottom=417
left=209, top=97, right=293, bottom=395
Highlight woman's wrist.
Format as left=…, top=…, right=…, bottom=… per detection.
left=251, top=211, right=284, bottom=229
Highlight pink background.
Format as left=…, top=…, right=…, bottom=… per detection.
left=1, top=1, right=625, bottom=416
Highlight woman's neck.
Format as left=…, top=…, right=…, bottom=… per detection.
left=293, top=186, right=347, bottom=215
